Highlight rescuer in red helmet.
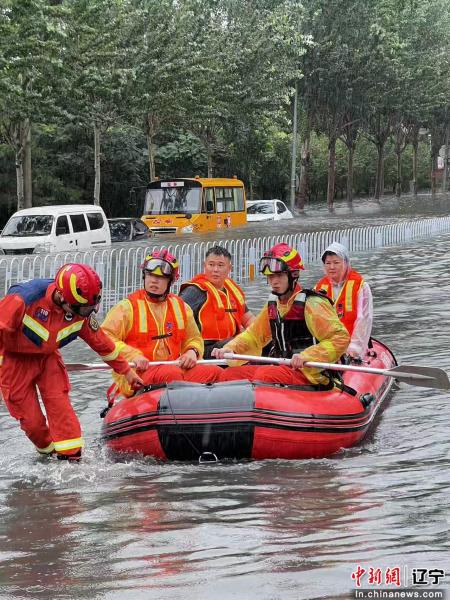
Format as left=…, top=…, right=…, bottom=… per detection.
left=101, top=248, right=223, bottom=398
left=213, top=243, right=350, bottom=386
left=0, top=263, right=143, bottom=461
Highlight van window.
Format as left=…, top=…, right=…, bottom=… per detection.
left=56, top=215, right=70, bottom=235
left=70, top=214, right=87, bottom=233
left=2, top=215, right=54, bottom=237
left=87, top=212, right=104, bottom=230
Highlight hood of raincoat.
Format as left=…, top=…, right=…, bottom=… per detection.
left=321, top=242, right=350, bottom=264
left=321, top=242, right=351, bottom=283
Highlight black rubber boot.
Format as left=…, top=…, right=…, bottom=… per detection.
left=57, top=449, right=82, bottom=462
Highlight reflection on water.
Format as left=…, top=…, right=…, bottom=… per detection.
left=0, top=200, right=449, bottom=599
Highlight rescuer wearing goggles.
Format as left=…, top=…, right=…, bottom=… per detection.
left=101, top=248, right=223, bottom=397
left=213, top=243, right=350, bottom=387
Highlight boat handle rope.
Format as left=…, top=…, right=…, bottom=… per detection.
left=164, top=390, right=217, bottom=463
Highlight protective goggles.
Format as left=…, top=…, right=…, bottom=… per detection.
left=69, top=301, right=100, bottom=317
left=259, top=257, right=288, bottom=275
left=143, top=258, right=174, bottom=277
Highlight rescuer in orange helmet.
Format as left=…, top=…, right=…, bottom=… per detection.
left=101, top=248, right=223, bottom=398
left=213, top=243, right=350, bottom=386
left=0, top=263, right=143, bottom=461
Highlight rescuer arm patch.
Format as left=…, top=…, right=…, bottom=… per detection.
left=89, top=315, right=99, bottom=331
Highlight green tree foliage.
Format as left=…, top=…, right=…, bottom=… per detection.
left=0, top=0, right=64, bottom=209
left=62, top=0, right=139, bottom=204
left=0, top=0, right=450, bottom=221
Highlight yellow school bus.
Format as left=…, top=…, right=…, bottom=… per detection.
left=141, top=177, right=247, bottom=234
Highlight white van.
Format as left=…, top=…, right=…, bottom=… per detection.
left=0, top=205, right=111, bottom=255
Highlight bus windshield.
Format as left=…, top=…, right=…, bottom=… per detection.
left=144, top=188, right=202, bottom=215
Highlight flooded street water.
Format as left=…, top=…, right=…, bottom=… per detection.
left=0, top=196, right=449, bottom=600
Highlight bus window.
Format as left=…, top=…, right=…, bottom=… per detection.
left=204, top=188, right=215, bottom=213
left=144, top=186, right=202, bottom=215
left=215, top=187, right=244, bottom=212
left=233, top=187, right=245, bottom=211
left=216, top=187, right=235, bottom=213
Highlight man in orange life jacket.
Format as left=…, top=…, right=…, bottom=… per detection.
left=213, top=243, right=350, bottom=386
left=0, top=263, right=143, bottom=461
left=179, top=245, right=254, bottom=359
left=314, top=242, right=373, bottom=360
left=101, top=248, right=223, bottom=397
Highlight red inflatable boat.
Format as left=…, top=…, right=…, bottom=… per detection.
left=101, top=339, right=397, bottom=460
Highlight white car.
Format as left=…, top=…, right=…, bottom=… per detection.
left=246, top=199, right=294, bottom=222
left=0, top=205, right=111, bottom=254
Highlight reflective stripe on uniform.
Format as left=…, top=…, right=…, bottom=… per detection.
left=137, top=299, right=147, bottom=332
left=344, top=280, right=355, bottom=312
left=0, top=355, right=3, bottom=366
left=100, top=342, right=122, bottom=361
left=22, top=314, right=50, bottom=342
left=203, top=281, right=224, bottom=309
left=56, top=320, right=84, bottom=342
left=226, top=278, right=245, bottom=306
left=54, top=437, right=84, bottom=452
left=36, top=442, right=55, bottom=455
left=168, top=296, right=185, bottom=330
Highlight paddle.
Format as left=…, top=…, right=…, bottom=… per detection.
left=66, top=359, right=227, bottom=371
left=221, top=353, right=450, bottom=390
left=65, top=355, right=450, bottom=390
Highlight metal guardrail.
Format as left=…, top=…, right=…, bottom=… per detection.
left=1, top=216, right=449, bottom=315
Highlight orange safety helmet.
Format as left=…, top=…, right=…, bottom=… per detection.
left=259, top=243, right=304, bottom=275
left=141, top=248, right=180, bottom=281
left=55, top=263, right=102, bottom=306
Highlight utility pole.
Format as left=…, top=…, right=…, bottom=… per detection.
left=290, top=82, right=299, bottom=211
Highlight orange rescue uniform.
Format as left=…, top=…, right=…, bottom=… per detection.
left=314, top=270, right=364, bottom=334
left=101, top=289, right=222, bottom=397
left=180, top=274, right=246, bottom=340
left=0, top=279, right=131, bottom=457
left=219, top=285, right=350, bottom=386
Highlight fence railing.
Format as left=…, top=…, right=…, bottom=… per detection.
left=1, top=215, right=449, bottom=315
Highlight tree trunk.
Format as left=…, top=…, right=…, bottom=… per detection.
left=207, top=144, right=214, bottom=177
left=374, top=144, right=384, bottom=201
left=15, top=147, right=25, bottom=211
left=442, top=122, right=449, bottom=193
left=346, top=145, right=354, bottom=207
left=395, top=151, right=402, bottom=198
left=248, top=161, right=254, bottom=201
left=5, top=119, right=30, bottom=211
left=431, top=153, right=438, bottom=196
left=412, top=139, right=418, bottom=196
left=327, top=137, right=336, bottom=212
left=146, top=113, right=157, bottom=181
left=23, top=119, right=32, bottom=208
left=297, top=127, right=310, bottom=211
left=93, top=123, right=101, bottom=205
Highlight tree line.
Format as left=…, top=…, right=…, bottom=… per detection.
left=1, top=0, right=450, bottom=222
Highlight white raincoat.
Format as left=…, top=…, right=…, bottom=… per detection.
left=319, top=242, right=373, bottom=359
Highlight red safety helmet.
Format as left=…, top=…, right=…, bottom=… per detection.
left=55, top=263, right=102, bottom=307
left=259, top=243, right=304, bottom=275
left=141, top=248, right=179, bottom=281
